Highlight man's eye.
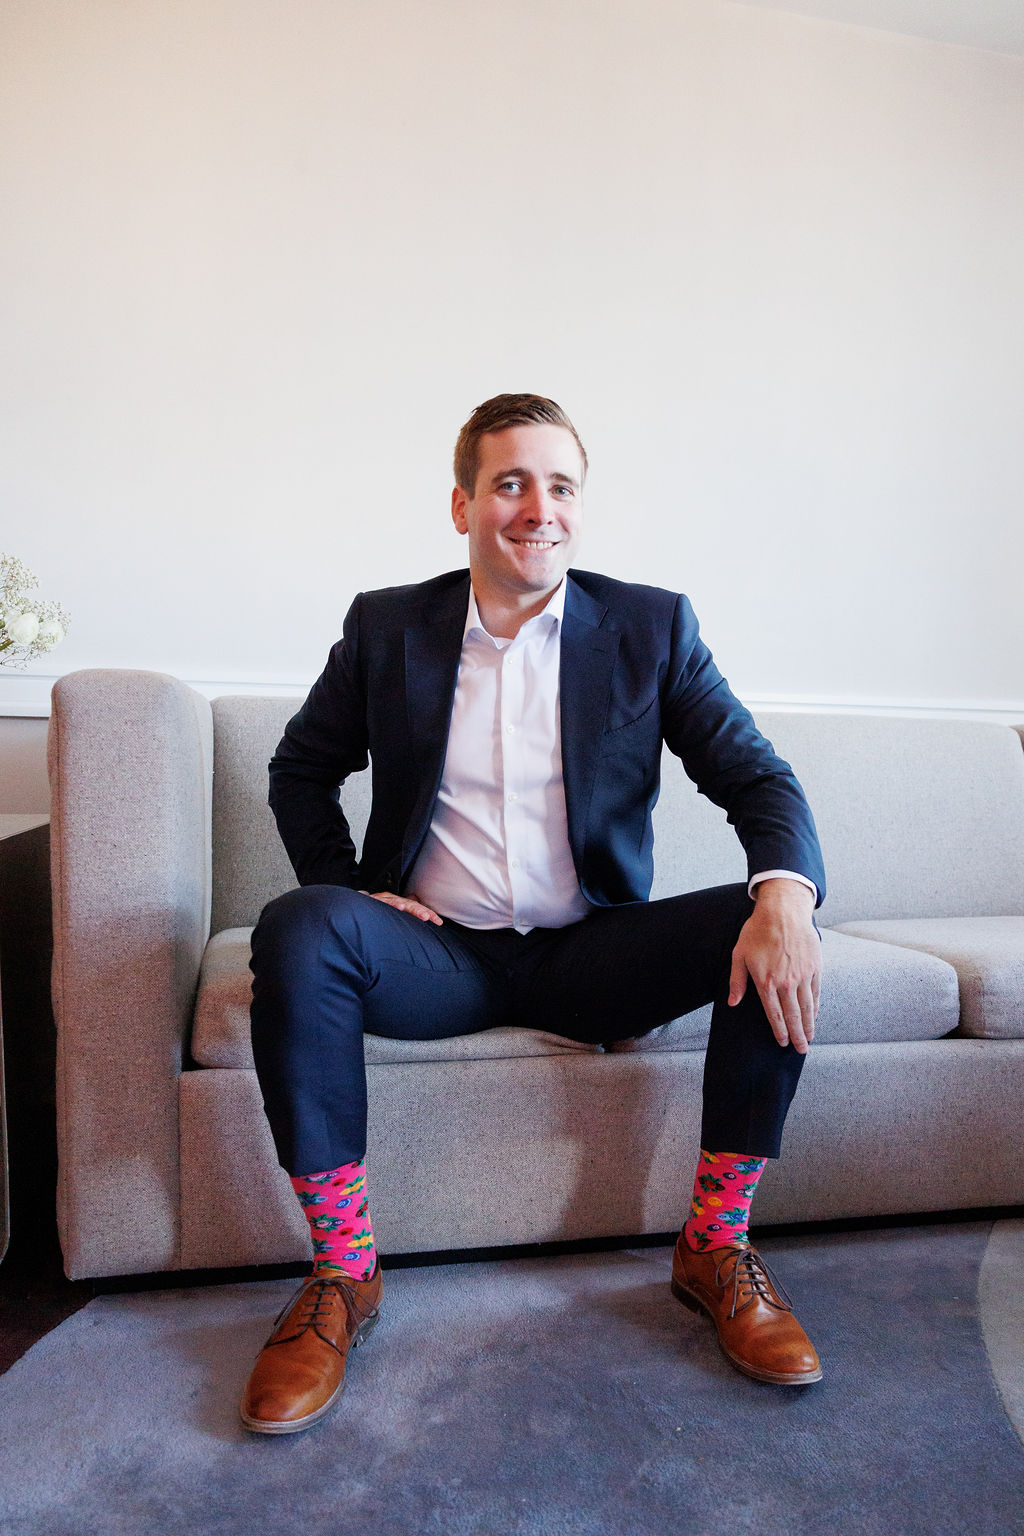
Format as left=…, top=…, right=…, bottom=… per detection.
left=553, top=485, right=574, bottom=497
left=499, top=480, right=522, bottom=492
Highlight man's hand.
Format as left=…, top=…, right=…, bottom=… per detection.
left=728, top=879, right=820, bottom=1053
left=359, top=891, right=443, bottom=925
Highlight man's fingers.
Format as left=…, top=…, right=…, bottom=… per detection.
left=365, top=891, right=443, bottom=925
left=799, top=978, right=816, bottom=1044
left=786, top=976, right=816, bottom=1050
left=754, top=971, right=817, bottom=1053
left=757, top=980, right=790, bottom=1049
left=406, top=903, right=443, bottom=924
left=734, top=905, right=821, bottom=1051
left=791, top=978, right=818, bottom=1051
left=728, top=949, right=748, bottom=1007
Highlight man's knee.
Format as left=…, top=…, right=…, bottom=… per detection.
left=251, top=884, right=365, bottom=970
left=666, top=881, right=753, bottom=948
left=680, top=882, right=755, bottom=987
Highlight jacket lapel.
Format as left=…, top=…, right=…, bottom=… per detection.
left=402, top=574, right=471, bottom=865
left=560, top=577, right=620, bottom=871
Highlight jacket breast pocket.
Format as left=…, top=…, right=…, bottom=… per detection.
left=599, top=696, right=660, bottom=757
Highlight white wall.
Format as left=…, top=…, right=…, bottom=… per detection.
left=2, top=0, right=1023, bottom=739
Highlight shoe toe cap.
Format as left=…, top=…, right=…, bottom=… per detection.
left=242, top=1357, right=343, bottom=1425
left=733, top=1317, right=821, bottom=1381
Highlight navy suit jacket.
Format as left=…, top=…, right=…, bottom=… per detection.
left=268, top=568, right=826, bottom=909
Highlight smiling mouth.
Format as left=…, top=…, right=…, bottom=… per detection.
left=506, top=537, right=558, bottom=550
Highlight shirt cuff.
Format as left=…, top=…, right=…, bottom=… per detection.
left=748, top=870, right=819, bottom=904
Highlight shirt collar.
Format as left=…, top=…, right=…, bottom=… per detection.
left=463, top=578, right=567, bottom=643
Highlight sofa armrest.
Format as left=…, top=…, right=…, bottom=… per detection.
left=48, top=670, right=212, bottom=1278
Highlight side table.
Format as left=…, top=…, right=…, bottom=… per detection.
left=0, top=814, right=51, bottom=1265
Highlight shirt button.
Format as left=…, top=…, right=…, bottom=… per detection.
left=507, top=792, right=518, bottom=802
left=505, top=724, right=515, bottom=734
left=510, top=858, right=521, bottom=870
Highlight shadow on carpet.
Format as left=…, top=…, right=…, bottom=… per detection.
left=1, top=1223, right=1022, bottom=1536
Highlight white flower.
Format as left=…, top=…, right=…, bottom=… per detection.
left=7, top=611, right=40, bottom=645
left=36, top=618, right=65, bottom=650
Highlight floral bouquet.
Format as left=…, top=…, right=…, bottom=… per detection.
left=0, top=553, right=70, bottom=666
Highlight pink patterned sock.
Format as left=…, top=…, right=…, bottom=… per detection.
left=684, top=1149, right=767, bottom=1253
left=290, top=1159, right=378, bottom=1282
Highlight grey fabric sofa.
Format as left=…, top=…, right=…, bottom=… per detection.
left=48, top=670, right=1024, bottom=1280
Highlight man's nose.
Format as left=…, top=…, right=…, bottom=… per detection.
left=522, top=489, right=556, bottom=523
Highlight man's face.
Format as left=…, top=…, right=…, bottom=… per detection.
left=451, top=424, right=585, bottom=604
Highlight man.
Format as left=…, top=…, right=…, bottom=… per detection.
left=240, top=394, right=825, bottom=1435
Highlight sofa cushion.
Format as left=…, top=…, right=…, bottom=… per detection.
left=604, top=927, right=960, bottom=1053
left=191, top=928, right=601, bottom=1069
left=834, top=917, right=1024, bottom=1040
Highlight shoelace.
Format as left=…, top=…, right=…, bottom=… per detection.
left=295, top=1281, right=339, bottom=1332
left=273, top=1274, right=376, bottom=1342
left=715, top=1246, right=794, bottom=1319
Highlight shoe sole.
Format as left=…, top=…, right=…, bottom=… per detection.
left=670, top=1277, right=822, bottom=1386
left=239, top=1309, right=380, bottom=1434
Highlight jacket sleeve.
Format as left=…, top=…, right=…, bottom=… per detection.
left=661, top=595, right=826, bottom=905
left=268, top=594, right=370, bottom=888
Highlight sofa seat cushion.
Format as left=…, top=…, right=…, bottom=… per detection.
left=833, top=917, right=1024, bottom=1040
left=191, top=928, right=602, bottom=1069
left=604, top=927, right=960, bottom=1053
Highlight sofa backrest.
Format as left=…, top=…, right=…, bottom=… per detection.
left=649, top=712, right=1024, bottom=925
left=209, top=697, right=365, bottom=934
left=211, top=698, right=1024, bottom=932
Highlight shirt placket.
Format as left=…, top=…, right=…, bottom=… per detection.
left=499, top=630, right=530, bottom=930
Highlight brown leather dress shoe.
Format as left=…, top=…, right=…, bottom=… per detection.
left=671, top=1236, right=822, bottom=1385
left=240, top=1264, right=384, bottom=1434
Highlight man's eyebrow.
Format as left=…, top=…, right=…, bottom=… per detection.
left=487, top=467, right=580, bottom=490
left=487, top=465, right=528, bottom=488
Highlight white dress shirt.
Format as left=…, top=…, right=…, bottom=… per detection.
left=409, top=581, right=816, bottom=932
left=409, top=582, right=588, bottom=932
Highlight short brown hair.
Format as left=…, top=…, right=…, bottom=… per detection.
left=453, top=393, right=588, bottom=494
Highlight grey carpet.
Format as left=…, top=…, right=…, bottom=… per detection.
left=1, top=1224, right=1023, bottom=1536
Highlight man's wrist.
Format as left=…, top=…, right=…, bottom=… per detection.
left=751, top=876, right=816, bottom=914
left=749, top=869, right=818, bottom=906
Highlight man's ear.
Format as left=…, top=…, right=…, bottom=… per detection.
left=451, top=484, right=469, bottom=535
